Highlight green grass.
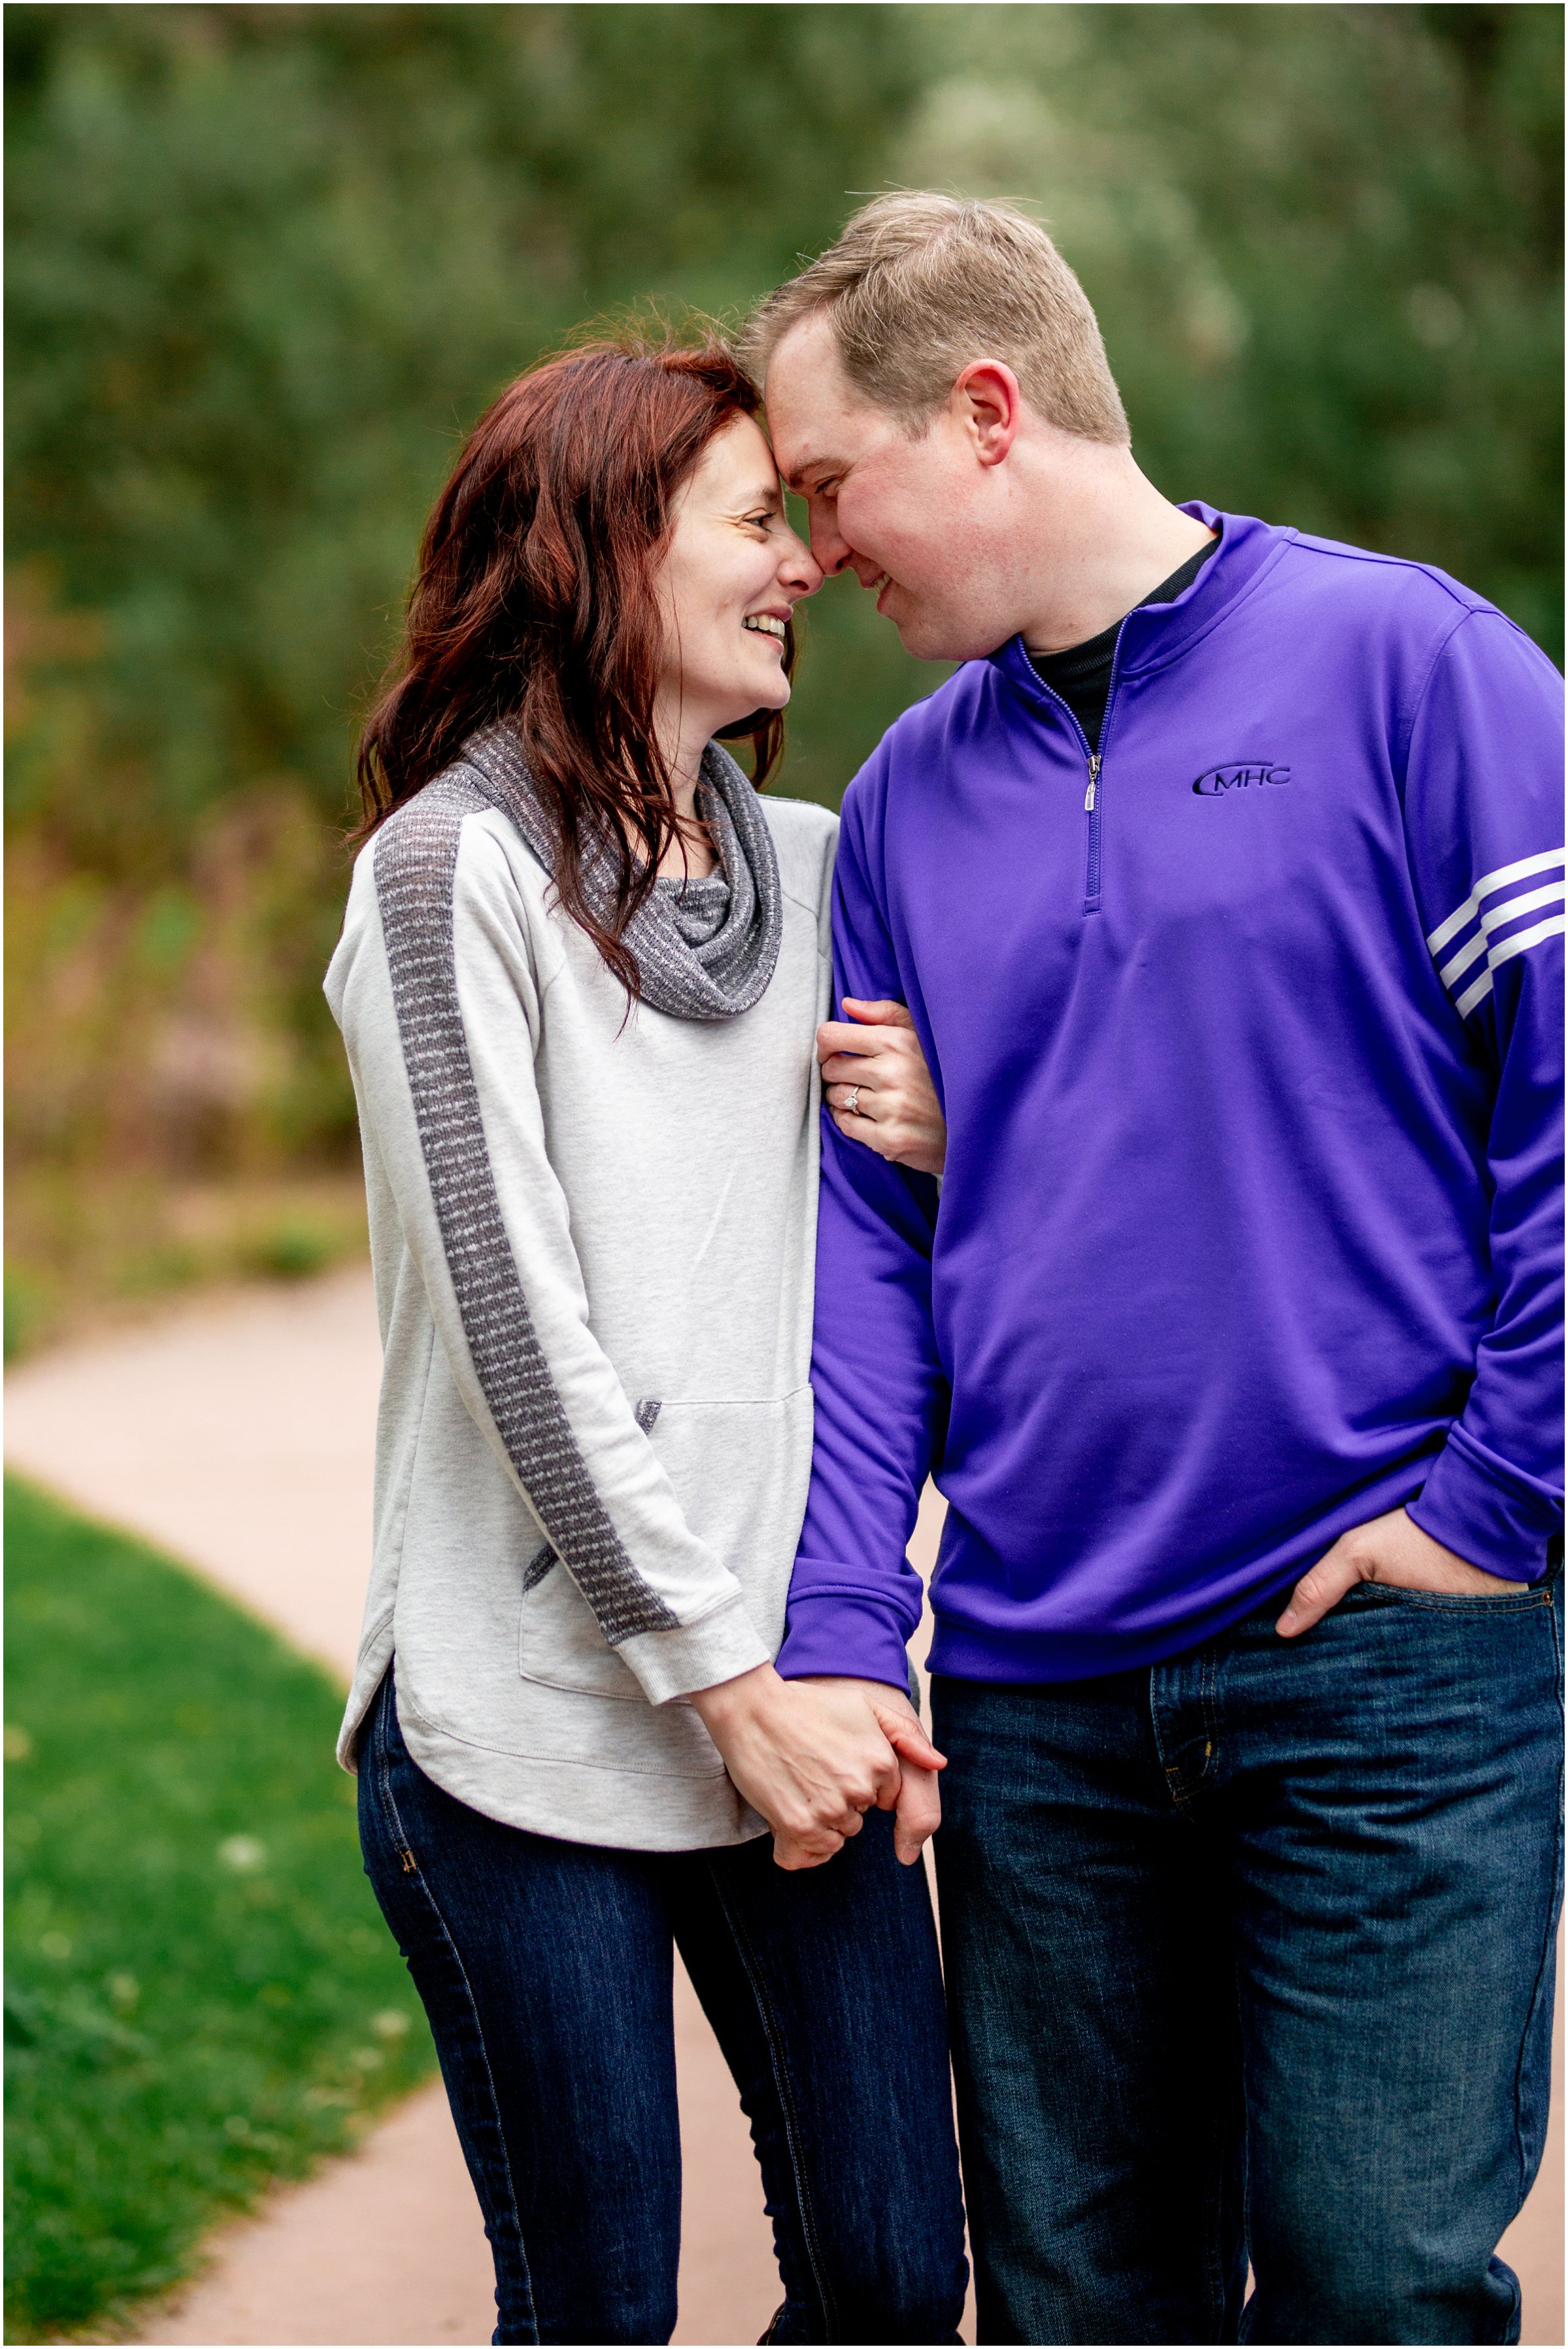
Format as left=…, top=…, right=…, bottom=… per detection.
left=4, top=1474, right=436, bottom=2342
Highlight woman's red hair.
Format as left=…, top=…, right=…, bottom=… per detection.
left=356, top=337, right=790, bottom=993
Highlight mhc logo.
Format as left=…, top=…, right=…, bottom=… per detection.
left=1192, top=762, right=1291, bottom=796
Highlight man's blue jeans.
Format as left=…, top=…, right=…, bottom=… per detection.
left=932, top=1574, right=1562, bottom=2346
left=358, top=1668, right=967, bottom=2346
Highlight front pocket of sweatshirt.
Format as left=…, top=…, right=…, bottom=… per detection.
left=516, top=1387, right=813, bottom=1700
left=516, top=1547, right=646, bottom=1702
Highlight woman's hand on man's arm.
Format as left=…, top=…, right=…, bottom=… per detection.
left=818, top=999, right=946, bottom=1177
left=688, top=1663, right=945, bottom=1870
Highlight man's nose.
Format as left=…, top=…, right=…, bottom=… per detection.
left=808, top=510, right=855, bottom=577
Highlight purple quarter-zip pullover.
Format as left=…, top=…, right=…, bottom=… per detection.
left=776, top=507, right=1565, bottom=1689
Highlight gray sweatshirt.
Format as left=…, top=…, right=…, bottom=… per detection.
left=326, top=748, right=839, bottom=1851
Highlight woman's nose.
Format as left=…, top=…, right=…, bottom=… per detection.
left=780, top=531, right=825, bottom=600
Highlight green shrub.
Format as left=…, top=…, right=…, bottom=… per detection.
left=244, top=1217, right=335, bottom=1281
left=3, top=1270, right=47, bottom=1363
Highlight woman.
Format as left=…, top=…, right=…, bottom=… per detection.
left=327, top=338, right=967, bottom=2346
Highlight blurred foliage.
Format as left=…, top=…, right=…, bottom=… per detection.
left=3, top=1169, right=369, bottom=1359
left=3, top=1474, right=435, bottom=2339
left=903, top=5, right=1563, bottom=652
left=5, top=3, right=1561, bottom=1328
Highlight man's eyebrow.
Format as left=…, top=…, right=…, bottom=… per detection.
left=780, top=452, right=839, bottom=494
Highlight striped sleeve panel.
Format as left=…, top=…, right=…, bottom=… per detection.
left=373, top=777, right=680, bottom=1646
left=1427, top=847, right=1567, bottom=1019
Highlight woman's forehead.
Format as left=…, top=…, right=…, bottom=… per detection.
left=692, top=411, right=782, bottom=504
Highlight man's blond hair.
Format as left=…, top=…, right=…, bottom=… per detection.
left=743, top=192, right=1129, bottom=446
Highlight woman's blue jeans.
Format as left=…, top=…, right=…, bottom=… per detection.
left=358, top=1668, right=967, bottom=2346
left=933, top=1574, right=1562, bottom=2346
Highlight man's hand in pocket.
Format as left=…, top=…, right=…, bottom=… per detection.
left=1276, top=1505, right=1527, bottom=1637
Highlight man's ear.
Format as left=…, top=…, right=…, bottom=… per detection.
left=953, top=360, right=1022, bottom=467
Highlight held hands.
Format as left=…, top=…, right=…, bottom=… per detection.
left=818, top=1000, right=946, bottom=1177
left=1275, top=1504, right=1526, bottom=1636
left=796, top=1675, right=944, bottom=1867
left=688, top=1663, right=945, bottom=1871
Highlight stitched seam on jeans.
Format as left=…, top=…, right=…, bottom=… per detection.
left=1197, top=1649, right=1220, bottom=1790
left=1148, top=1672, right=1197, bottom=1818
left=1353, top=1584, right=1550, bottom=1612
left=1509, top=1610, right=1564, bottom=2203
left=706, top=1859, right=839, bottom=2333
left=372, top=1689, right=538, bottom=2337
left=1186, top=1652, right=1235, bottom=2329
left=1199, top=1957, right=1227, bottom=2332
left=371, top=1689, right=418, bottom=1876
left=1230, top=1944, right=1252, bottom=2338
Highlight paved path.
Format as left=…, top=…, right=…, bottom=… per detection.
left=7, top=1266, right=1560, bottom=2344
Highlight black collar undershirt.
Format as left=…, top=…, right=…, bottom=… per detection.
left=1028, top=537, right=1217, bottom=754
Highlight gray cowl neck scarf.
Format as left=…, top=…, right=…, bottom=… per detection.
left=457, top=721, right=782, bottom=1022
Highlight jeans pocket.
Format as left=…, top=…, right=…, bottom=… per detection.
left=1348, top=1578, right=1550, bottom=1615
left=361, top=1670, right=424, bottom=1883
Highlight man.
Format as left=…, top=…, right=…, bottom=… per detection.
left=748, top=194, right=1564, bottom=2346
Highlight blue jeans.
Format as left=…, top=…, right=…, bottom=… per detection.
left=932, top=1575, right=1563, bottom=2346
left=358, top=1669, right=967, bottom=2346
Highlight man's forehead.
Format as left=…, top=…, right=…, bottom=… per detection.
left=765, top=317, right=876, bottom=484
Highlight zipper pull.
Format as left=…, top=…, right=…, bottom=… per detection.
left=1084, top=754, right=1101, bottom=812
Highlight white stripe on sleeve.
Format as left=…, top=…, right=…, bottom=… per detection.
left=1427, top=847, right=1566, bottom=954
left=1439, top=879, right=1568, bottom=986
left=1454, top=913, right=1568, bottom=1019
